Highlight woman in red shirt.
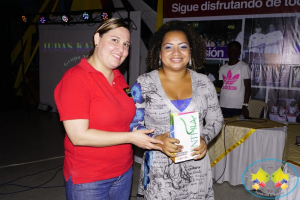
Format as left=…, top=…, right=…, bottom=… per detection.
left=54, top=18, right=162, bottom=200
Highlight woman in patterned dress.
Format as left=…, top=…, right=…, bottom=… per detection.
left=130, top=20, right=224, bottom=200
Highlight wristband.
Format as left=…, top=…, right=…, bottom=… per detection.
left=242, top=103, right=248, bottom=107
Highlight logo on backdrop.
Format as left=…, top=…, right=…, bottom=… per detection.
left=42, top=42, right=93, bottom=52
left=242, top=159, right=299, bottom=199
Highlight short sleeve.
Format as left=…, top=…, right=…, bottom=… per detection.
left=249, top=34, right=253, bottom=41
left=54, top=70, right=92, bottom=121
left=241, top=63, right=251, bottom=79
left=219, top=66, right=224, bottom=80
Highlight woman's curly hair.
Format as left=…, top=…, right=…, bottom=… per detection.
left=146, top=20, right=206, bottom=71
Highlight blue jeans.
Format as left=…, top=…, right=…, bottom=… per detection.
left=65, top=167, right=133, bottom=200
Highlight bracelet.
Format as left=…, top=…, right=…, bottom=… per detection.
left=242, top=103, right=248, bottom=107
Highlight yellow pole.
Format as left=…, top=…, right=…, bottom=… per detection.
left=156, top=0, right=163, bottom=31
left=11, top=0, right=51, bottom=64
left=13, top=0, right=58, bottom=90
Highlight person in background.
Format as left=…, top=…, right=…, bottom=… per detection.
left=220, top=40, right=226, bottom=47
left=248, top=23, right=265, bottom=63
left=204, top=34, right=211, bottom=47
left=286, top=99, right=300, bottom=117
left=130, top=20, right=223, bottom=199
left=54, top=18, right=163, bottom=200
left=263, top=23, right=284, bottom=64
left=209, top=40, right=216, bottom=47
left=219, top=41, right=251, bottom=118
left=278, top=100, right=287, bottom=117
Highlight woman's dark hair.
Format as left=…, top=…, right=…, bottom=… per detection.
left=147, top=20, right=206, bottom=71
left=86, top=18, right=130, bottom=58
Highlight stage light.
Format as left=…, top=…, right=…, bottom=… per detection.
left=62, top=15, right=69, bottom=23
left=228, top=25, right=235, bottom=29
left=192, top=22, right=199, bottom=28
left=82, top=12, right=89, bottom=20
left=22, top=15, right=27, bottom=22
left=39, top=16, right=47, bottom=24
left=101, top=12, right=109, bottom=20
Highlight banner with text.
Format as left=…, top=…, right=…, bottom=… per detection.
left=164, top=0, right=300, bottom=18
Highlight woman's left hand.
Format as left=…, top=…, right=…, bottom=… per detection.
left=191, top=136, right=207, bottom=160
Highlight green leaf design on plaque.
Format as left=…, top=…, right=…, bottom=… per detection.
left=180, top=115, right=196, bottom=135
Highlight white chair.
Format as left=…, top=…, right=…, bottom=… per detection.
left=248, top=99, right=268, bottom=119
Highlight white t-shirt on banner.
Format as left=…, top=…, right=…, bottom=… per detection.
left=264, top=30, right=283, bottom=54
left=249, top=33, right=265, bottom=53
left=219, top=61, right=251, bottom=109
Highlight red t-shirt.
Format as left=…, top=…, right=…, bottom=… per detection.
left=54, top=58, right=135, bottom=184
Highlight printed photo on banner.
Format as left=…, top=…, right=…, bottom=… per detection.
left=243, top=17, right=296, bottom=65
left=250, top=64, right=290, bottom=88
left=268, top=89, right=300, bottom=123
left=186, top=20, right=242, bottom=59
left=292, top=66, right=300, bottom=88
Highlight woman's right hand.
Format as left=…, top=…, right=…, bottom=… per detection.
left=155, top=132, right=183, bottom=157
left=130, top=129, right=164, bottom=151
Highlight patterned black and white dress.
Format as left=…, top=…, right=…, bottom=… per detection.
left=130, top=69, right=223, bottom=200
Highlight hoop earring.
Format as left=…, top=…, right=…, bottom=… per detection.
left=159, top=58, right=161, bottom=66
left=189, top=58, right=192, bottom=66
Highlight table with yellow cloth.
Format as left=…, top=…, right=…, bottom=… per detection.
left=276, top=124, right=300, bottom=200
left=208, top=117, right=287, bottom=186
